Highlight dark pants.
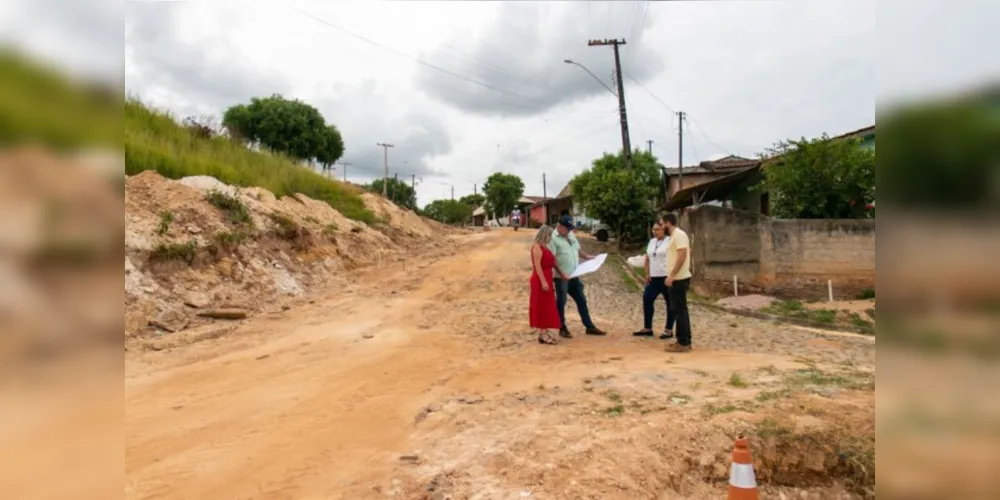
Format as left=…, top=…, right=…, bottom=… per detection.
left=668, top=278, right=692, bottom=346
left=643, top=277, right=677, bottom=331
left=553, top=278, right=596, bottom=330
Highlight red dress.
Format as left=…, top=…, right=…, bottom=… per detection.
left=529, top=244, right=562, bottom=330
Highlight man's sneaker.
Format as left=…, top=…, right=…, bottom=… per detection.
left=559, top=328, right=573, bottom=339
left=665, top=343, right=692, bottom=353
left=659, top=330, right=675, bottom=340
left=633, top=330, right=654, bottom=337
left=586, top=327, right=608, bottom=336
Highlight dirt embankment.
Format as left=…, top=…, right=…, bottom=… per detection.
left=124, top=171, right=452, bottom=338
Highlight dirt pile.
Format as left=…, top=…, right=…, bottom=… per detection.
left=124, top=171, right=447, bottom=338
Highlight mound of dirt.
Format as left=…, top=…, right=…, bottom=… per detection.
left=361, top=193, right=439, bottom=238
left=124, top=171, right=446, bottom=338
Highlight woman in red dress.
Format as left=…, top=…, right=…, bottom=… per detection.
left=529, top=225, right=566, bottom=345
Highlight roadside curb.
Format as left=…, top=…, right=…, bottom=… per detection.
left=612, top=254, right=875, bottom=338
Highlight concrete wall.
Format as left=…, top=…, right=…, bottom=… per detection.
left=682, top=206, right=875, bottom=300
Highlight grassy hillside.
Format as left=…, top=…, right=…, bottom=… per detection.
left=0, top=50, right=121, bottom=149
left=126, top=99, right=375, bottom=223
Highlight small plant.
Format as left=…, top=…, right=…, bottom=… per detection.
left=150, top=240, right=197, bottom=264
left=157, top=211, right=174, bottom=235
left=269, top=212, right=300, bottom=240
left=702, top=401, right=756, bottom=416
left=813, top=309, right=838, bottom=324
left=213, top=229, right=248, bottom=250
left=603, top=389, right=623, bottom=403
left=729, top=373, right=749, bottom=388
left=857, top=288, right=876, bottom=300
left=305, top=216, right=320, bottom=224
left=849, top=312, right=875, bottom=335
left=755, top=417, right=794, bottom=438
left=755, top=389, right=791, bottom=402
left=603, top=404, right=625, bottom=417
left=205, top=189, right=252, bottom=226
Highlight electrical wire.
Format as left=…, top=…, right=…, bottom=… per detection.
left=293, top=7, right=549, bottom=110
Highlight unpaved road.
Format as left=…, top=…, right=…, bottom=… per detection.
left=126, top=230, right=875, bottom=500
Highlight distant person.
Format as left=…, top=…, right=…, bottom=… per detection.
left=529, top=225, right=565, bottom=345
left=661, top=213, right=693, bottom=352
left=548, top=215, right=607, bottom=338
left=633, top=221, right=677, bottom=339
left=511, top=208, right=522, bottom=230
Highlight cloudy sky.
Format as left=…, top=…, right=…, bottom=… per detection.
left=6, top=0, right=1000, bottom=206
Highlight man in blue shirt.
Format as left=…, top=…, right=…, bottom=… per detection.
left=548, top=216, right=608, bottom=338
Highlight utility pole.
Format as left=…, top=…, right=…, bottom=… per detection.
left=542, top=173, right=548, bottom=224
left=474, top=184, right=477, bottom=196
left=677, top=111, right=685, bottom=190
left=647, top=140, right=653, bottom=155
left=411, top=174, right=416, bottom=191
left=376, top=143, right=394, bottom=197
left=450, top=185, right=455, bottom=200
left=392, top=173, right=398, bottom=201
left=336, top=161, right=352, bottom=183
left=588, top=38, right=632, bottom=168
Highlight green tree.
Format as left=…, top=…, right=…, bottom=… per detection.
left=758, top=135, right=875, bottom=219
left=459, top=193, right=486, bottom=209
left=366, top=178, right=418, bottom=211
left=572, top=150, right=662, bottom=244
left=315, top=125, right=345, bottom=170
left=222, top=94, right=343, bottom=164
left=482, top=173, right=525, bottom=217
left=422, top=199, right=471, bottom=225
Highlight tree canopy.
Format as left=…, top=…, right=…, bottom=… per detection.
left=422, top=199, right=471, bottom=225
left=571, top=150, right=662, bottom=243
left=222, top=94, right=344, bottom=165
left=366, top=178, right=417, bottom=211
left=458, top=193, right=486, bottom=209
left=482, top=173, right=525, bottom=216
left=758, top=135, right=875, bottom=219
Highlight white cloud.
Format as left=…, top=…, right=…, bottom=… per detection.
left=116, top=0, right=994, bottom=206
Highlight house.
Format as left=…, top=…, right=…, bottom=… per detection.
left=472, top=206, right=487, bottom=227
left=528, top=183, right=601, bottom=228
left=662, top=155, right=762, bottom=200
left=663, top=124, right=876, bottom=213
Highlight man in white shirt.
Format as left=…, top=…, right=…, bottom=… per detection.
left=633, top=221, right=677, bottom=339
left=662, top=213, right=693, bottom=352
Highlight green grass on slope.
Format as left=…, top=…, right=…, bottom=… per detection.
left=125, top=99, right=375, bottom=223
left=0, top=50, right=121, bottom=149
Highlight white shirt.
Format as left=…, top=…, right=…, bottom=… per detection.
left=646, top=236, right=670, bottom=277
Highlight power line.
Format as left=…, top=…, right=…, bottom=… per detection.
left=623, top=70, right=677, bottom=114
left=687, top=115, right=734, bottom=156
left=293, top=8, right=548, bottom=109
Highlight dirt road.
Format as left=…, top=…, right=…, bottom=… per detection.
left=126, top=230, right=875, bottom=499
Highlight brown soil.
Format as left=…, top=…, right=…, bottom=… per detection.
left=124, top=171, right=454, bottom=338
left=126, top=230, right=875, bottom=500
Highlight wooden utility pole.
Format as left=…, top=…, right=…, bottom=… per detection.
left=677, top=111, right=685, bottom=190
left=542, top=173, right=548, bottom=224
left=451, top=185, right=455, bottom=200
left=392, top=173, right=399, bottom=201
left=588, top=38, right=632, bottom=168
left=474, top=184, right=477, bottom=196
left=376, top=143, right=394, bottom=196
left=647, top=140, right=653, bottom=155
left=411, top=174, right=416, bottom=191
left=336, top=161, right=352, bottom=182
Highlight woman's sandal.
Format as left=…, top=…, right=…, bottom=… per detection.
left=538, top=331, right=558, bottom=345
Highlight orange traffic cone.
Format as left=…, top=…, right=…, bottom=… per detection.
left=727, top=438, right=759, bottom=500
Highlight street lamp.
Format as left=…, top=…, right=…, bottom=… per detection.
left=564, top=59, right=617, bottom=96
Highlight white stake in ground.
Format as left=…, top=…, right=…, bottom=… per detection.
left=734, top=275, right=739, bottom=297
left=828, top=280, right=834, bottom=302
